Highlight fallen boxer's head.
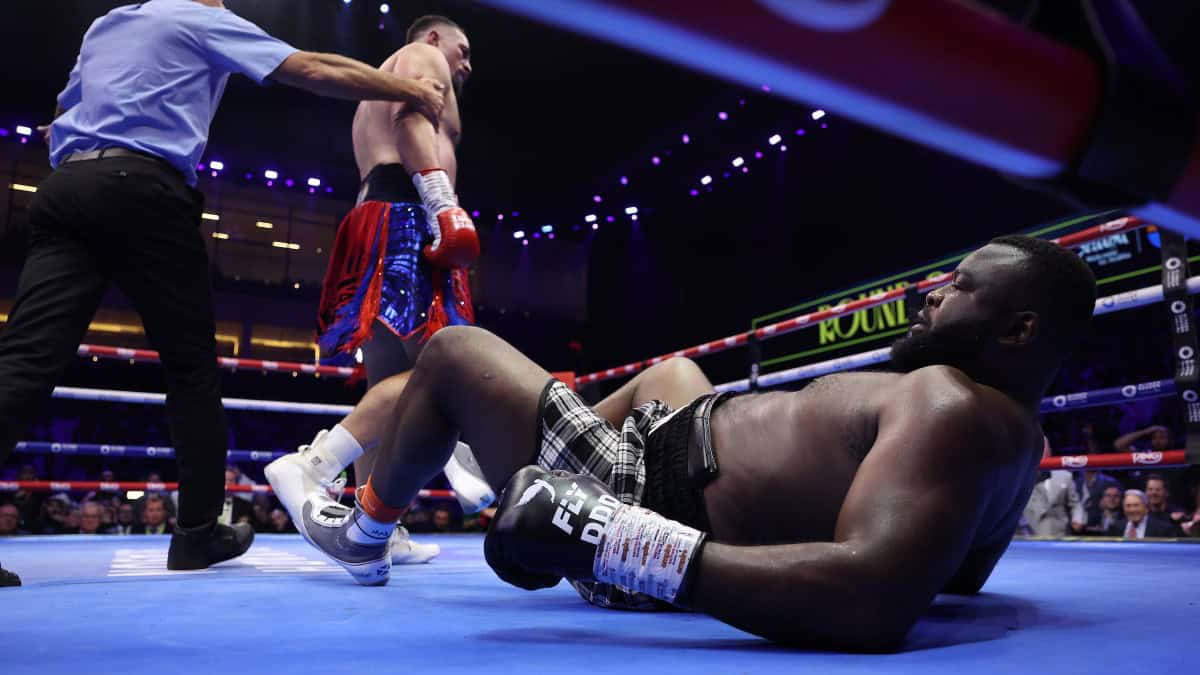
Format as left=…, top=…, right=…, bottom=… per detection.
left=891, top=235, right=1096, bottom=379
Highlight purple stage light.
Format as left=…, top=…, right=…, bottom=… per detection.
left=0, top=129, right=10, bottom=137
left=821, top=123, right=827, bottom=129
left=244, top=172, right=253, bottom=180
left=197, top=163, right=206, bottom=171
left=267, top=180, right=274, bottom=187
left=651, top=156, right=661, bottom=165
left=620, top=176, right=628, bottom=185
left=689, top=189, right=699, bottom=197
left=717, top=111, right=728, bottom=121
left=593, top=195, right=603, bottom=203
left=471, top=210, right=480, bottom=218
left=533, top=232, right=541, bottom=239
left=522, top=239, right=529, bottom=246
left=592, top=223, right=599, bottom=230
left=497, top=213, right=504, bottom=221
left=796, top=128, right=806, bottom=136
left=211, top=171, right=218, bottom=177
left=285, top=179, right=295, bottom=188
left=379, top=3, right=389, bottom=14
left=325, top=187, right=334, bottom=193
left=781, top=145, right=788, bottom=151
left=605, top=215, right=615, bottom=223
left=742, top=167, right=749, bottom=173
left=548, top=233, right=556, bottom=239
left=761, top=84, right=771, bottom=92
left=681, top=134, right=690, bottom=144
left=755, top=151, right=763, bottom=159
left=512, top=211, right=519, bottom=217
left=630, top=214, right=638, bottom=222
left=738, top=98, right=746, bottom=106
left=723, top=172, right=730, bottom=178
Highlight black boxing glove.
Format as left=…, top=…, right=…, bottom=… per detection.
left=485, top=465, right=706, bottom=606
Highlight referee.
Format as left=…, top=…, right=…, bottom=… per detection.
left=0, top=0, right=446, bottom=585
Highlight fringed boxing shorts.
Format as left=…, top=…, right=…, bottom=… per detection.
left=317, top=164, right=474, bottom=364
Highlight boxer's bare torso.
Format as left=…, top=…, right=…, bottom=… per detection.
left=703, top=366, right=1043, bottom=587
left=352, top=45, right=461, bottom=185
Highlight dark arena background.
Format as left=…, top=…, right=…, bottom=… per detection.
left=1, top=1, right=1198, bottom=672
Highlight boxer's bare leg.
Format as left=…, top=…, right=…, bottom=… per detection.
left=591, top=357, right=715, bottom=428
left=345, top=322, right=422, bottom=484
left=367, top=326, right=552, bottom=508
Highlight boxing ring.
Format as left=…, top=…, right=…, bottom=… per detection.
left=5, top=0, right=1200, bottom=660
left=2, top=535, right=1196, bottom=674
left=3, top=213, right=1198, bottom=669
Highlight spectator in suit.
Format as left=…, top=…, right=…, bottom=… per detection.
left=1084, top=485, right=1124, bottom=535
left=109, top=502, right=136, bottom=535
left=1143, top=474, right=1188, bottom=526
left=78, top=501, right=108, bottom=535
left=266, top=508, right=296, bottom=534
left=1023, top=440, right=1086, bottom=536
left=1111, top=490, right=1179, bottom=538
left=134, top=495, right=173, bottom=535
left=0, top=503, right=25, bottom=536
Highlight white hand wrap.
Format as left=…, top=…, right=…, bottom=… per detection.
left=412, top=169, right=458, bottom=214
left=593, top=505, right=704, bottom=604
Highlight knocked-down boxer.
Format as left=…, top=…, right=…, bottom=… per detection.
left=293, top=235, right=1095, bottom=649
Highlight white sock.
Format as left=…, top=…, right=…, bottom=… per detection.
left=307, top=424, right=364, bottom=482
left=346, top=506, right=396, bottom=546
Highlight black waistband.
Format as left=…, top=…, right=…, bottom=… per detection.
left=357, top=163, right=420, bottom=205
left=62, top=147, right=183, bottom=181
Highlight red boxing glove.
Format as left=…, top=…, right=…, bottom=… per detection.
left=412, top=168, right=479, bottom=268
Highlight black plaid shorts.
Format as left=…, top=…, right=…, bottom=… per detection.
left=534, top=379, right=718, bottom=611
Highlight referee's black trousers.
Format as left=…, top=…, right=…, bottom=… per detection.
left=0, top=155, right=228, bottom=527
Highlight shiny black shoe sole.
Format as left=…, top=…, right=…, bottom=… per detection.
left=167, top=522, right=255, bottom=570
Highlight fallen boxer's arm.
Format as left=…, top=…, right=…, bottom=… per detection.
left=688, top=373, right=1009, bottom=649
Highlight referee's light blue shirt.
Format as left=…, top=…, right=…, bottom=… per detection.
left=50, top=0, right=299, bottom=185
